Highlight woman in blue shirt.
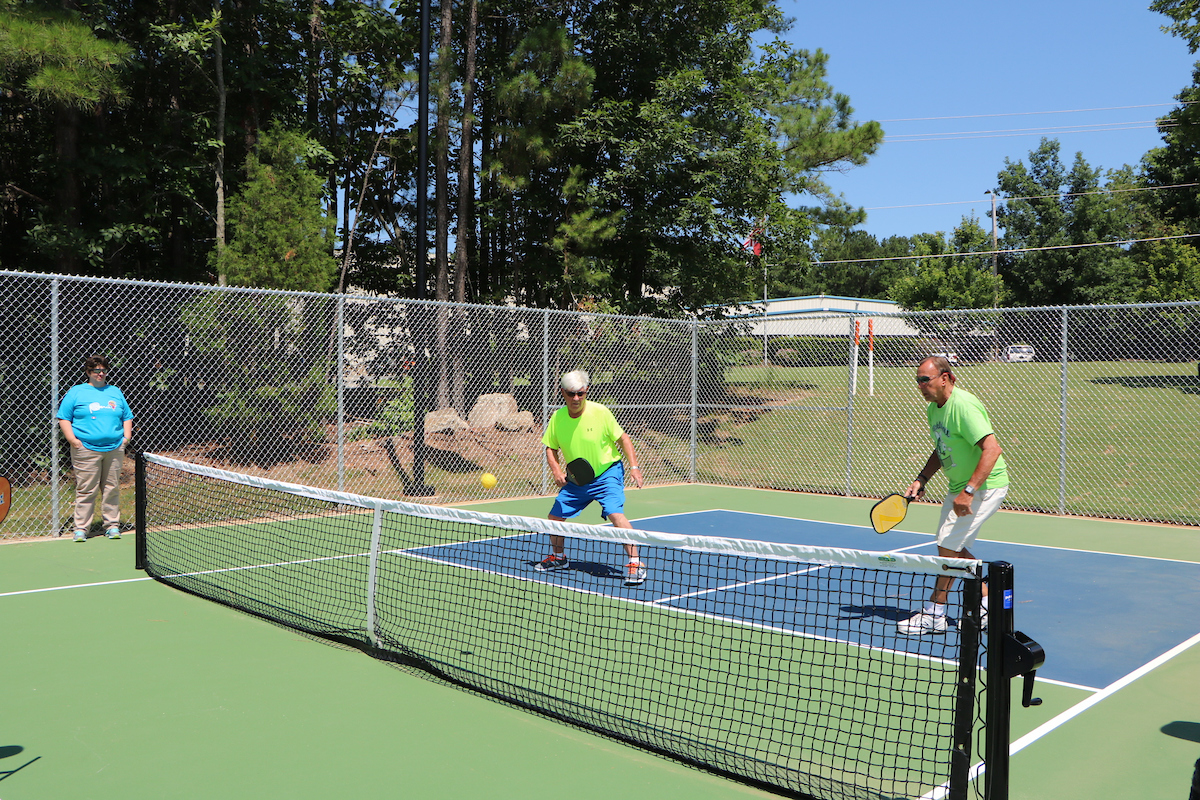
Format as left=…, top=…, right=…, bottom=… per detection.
left=56, top=355, right=134, bottom=541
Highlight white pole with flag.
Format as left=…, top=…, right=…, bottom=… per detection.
left=851, top=320, right=860, bottom=396
left=868, top=319, right=875, bottom=397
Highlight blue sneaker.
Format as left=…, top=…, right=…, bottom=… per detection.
left=105, top=526, right=121, bottom=539
left=73, top=530, right=87, bottom=542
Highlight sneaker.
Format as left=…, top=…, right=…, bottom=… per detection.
left=534, top=553, right=569, bottom=572
left=623, top=560, right=647, bottom=586
left=898, top=611, right=948, bottom=636
left=105, top=526, right=121, bottom=540
left=73, top=530, right=87, bottom=542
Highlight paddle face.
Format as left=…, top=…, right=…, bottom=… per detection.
left=0, top=475, right=10, bottom=524
left=565, top=458, right=596, bottom=486
left=870, top=493, right=910, bottom=534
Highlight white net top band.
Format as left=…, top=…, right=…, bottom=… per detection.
left=144, top=453, right=982, bottom=578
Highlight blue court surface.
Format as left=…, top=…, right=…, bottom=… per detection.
left=410, top=509, right=1200, bottom=691
left=405, top=513, right=1200, bottom=690
left=632, top=510, right=1200, bottom=691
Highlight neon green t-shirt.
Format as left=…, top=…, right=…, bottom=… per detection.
left=542, top=401, right=625, bottom=476
left=926, top=386, right=1008, bottom=493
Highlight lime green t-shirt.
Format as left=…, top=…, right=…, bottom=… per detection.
left=542, top=401, right=625, bottom=475
left=926, top=387, right=1008, bottom=493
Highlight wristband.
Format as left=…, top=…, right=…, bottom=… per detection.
left=916, top=474, right=929, bottom=486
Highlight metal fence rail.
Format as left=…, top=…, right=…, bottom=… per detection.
left=3, top=269, right=1199, bottom=539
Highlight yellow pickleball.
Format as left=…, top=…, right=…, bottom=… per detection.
left=480, top=472, right=497, bottom=489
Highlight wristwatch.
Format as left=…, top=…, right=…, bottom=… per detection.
left=963, top=485, right=976, bottom=496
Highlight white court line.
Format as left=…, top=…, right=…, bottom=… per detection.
left=919, top=630, right=1200, bottom=800
left=1, top=577, right=152, bottom=597
left=1009, top=629, right=1200, bottom=755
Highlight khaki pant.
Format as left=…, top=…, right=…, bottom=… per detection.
left=71, top=445, right=125, bottom=531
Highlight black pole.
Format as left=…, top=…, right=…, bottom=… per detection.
left=985, top=561, right=1015, bottom=800
left=134, top=452, right=147, bottom=570
left=410, top=0, right=434, bottom=495
left=950, top=573, right=983, bottom=800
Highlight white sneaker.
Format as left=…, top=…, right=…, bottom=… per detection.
left=73, top=530, right=87, bottom=542
left=623, top=560, right=647, bottom=586
left=898, top=611, right=948, bottom=636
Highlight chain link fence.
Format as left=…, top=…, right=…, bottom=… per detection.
left=3, top=269, right=1199, bottom=539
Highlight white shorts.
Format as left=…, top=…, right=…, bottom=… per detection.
left=935, top=486, right=1008, bottom=553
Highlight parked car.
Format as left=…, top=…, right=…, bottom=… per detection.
left=1002, top=344, right=1035, bottom=362
left=932, top=351, right=959, bottom=365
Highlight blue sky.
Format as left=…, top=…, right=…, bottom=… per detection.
left=776, top=1, right=1197, bottom=241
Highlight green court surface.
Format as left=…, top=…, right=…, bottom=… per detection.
left=4, top=484, right=1199, bottom=800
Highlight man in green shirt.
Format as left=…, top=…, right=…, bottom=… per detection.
left=537, top=370, right=646, bottom=586
left=899, top=356, right=1009, bottom=635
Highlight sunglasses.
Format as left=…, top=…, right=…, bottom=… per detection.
left=915, top=372, right=949, bottom=384
left=563, top=389, right=587, bottom=397
left=89, top=369, right=108, bottom=374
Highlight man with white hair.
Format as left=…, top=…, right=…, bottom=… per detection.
left=537, top=369, right=647, bottom=586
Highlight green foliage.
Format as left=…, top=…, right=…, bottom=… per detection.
left=215, top=124, right=338, bottom=292
left=1131, top=234, right=1200, bottom=302
left=996, top=139, right=1139, bottom=307
left=0, top=1, right=131, bottom=109
left=888, top=217, right=1004, bottom=311
left=348, top=383, right=415, bottom=442
left=178, top=292, right=334, bottom=460
left=1152, top=0, right=1200, bottom=52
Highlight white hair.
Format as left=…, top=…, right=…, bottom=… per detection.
left=560, top=370, right=589, bottom=392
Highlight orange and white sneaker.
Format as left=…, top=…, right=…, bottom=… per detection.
left=624, top=560, right=647, bottom=586
left=535, top=553, right=569, bottom=572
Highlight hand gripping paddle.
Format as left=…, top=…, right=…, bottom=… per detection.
left=869, top=493, right=912, bottom=534
left=565, top=458, right=596, bottom=486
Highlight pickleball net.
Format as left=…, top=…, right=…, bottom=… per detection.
left=136, top=452, right=990, bottom=800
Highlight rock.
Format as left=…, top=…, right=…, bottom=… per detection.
left=425, top=407, right=470, bottom=433
left=468, top=393, right=519, bottom=429
left=496, top=411, right=536, bottom=432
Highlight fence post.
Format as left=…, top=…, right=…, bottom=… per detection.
left=336, top=293, right=346, bottom=493
left=1059, top=307, right=1068, bottom=515
left=690, top=319, right=698, bottom=483
left=845, top=314, right=856, bottom=497
left=541, top=308, right=550, bottom=495
left=49, top=278, right=60, bottom=536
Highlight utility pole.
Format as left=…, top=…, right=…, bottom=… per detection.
left=986, top=189, right=999, bottom=307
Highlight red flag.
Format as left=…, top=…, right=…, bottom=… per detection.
left=742, top=228, right=763, bottom=256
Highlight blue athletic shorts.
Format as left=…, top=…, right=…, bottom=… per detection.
left=550, top=461, right=626, bottom=520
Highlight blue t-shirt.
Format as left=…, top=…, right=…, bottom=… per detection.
left=57, top=384, right=134, bottom=452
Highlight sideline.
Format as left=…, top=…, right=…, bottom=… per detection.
left=0, top=576, right=152, bottom=598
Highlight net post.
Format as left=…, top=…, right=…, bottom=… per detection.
left=950, top=570, right=983, bottom=800
left=984, top=561, right=1015, bottom=800
left=134, top=451, right=147, bottom=571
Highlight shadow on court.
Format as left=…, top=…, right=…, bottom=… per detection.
left=0, top=746, right=41, bottom=782
left=528, top=560, right=623, bottom=580
left=840, top=604, right=922, bottom=623
left=1163, top=721, right=1200, bottom=743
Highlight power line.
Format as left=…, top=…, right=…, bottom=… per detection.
left=811, top=232, right=1200, bottom=266
left=886, top=119, right=1176, bottom=139
left=863, top=182, right=1200, bottom=211
left=879, top=102, right=1199, bottom=123
left=883, top=121, right=1177, bottom=144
